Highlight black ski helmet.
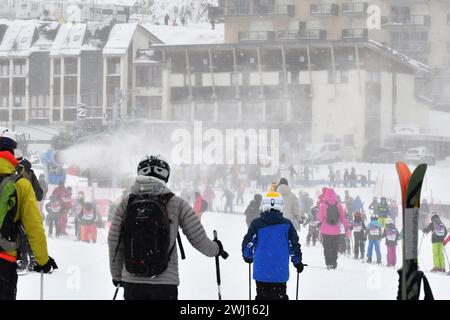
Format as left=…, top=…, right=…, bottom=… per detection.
left=137, top=154, right=171, bottom=183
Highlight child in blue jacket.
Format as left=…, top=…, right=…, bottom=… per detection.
left=366, top=215, right=382, bottom=264
left=242, top=192, right=303, bottom=300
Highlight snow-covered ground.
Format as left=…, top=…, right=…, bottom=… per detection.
left=14, top=160, right=450, bottom=300
left=16, top=209, right=450, bottom=300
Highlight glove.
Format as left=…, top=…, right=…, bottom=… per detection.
left=243, top=257, right=253, bottom=264
left=34, top=257, right=58, bottom=274
left=113, top=279, right=123, bottom=287
left=214, top=239, right=229, bottom=259
left=295, top=262, right=304, bottom=274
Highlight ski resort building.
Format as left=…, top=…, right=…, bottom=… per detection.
left=0, top=19, right=444, bottom=161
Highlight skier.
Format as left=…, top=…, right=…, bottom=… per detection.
left=244, top=194, right=262, bottom=227
left=351, top=211, right=367, bottom=260
left=46, top=195, right=62, bottom=238
left=328, top=166, right=335, bottom=187
left=276, top=178, right=301, bottom=230
left=109, top=154, right=228, bottom=300
left=377, top=197, right=391, bottom=228
left=79, top=202, right=97, bottom=244
left=318, top=188, right=350, bottom=269
left=0, top=133, right=57, bottom=299
left=352, top=196, right=364, bottom=218
left=236, top=180, right=245, bottom=206
left=73, top=191, right=85, bottom=240
left=381, top=218, right=401, bottom=267
left=423, top=213, right=448, bottom=272
left=366, top=215, right=382, bottom=264
left=305, top=204, right=320, bottom=246
left=368, top=197, right=379, bottom=216
left=242, top=191, right=303, bottom=300
left=343, top=169, right=349, bottom=187
left=193, top=192, right=204, bottom=218
left=222, top=188, right=235, bottom=213
left=202, top=184, right=215, bottom=212
left=164, top=13, right=169, bottom=25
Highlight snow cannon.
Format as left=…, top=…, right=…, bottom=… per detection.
left=41, top=148, right=66, bottom=185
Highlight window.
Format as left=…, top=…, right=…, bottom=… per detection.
left=218, top=102, right=239, bottom=121
left=447, top=14, right=450, bottom=25
left=0, top=62, right=8, bottom=77
left=64, top=57, right=77, bottom=75
left=31, top=4, right=39, bottom=10
left=231, top=73, right=240, bottom=86
left=194, top=103, right=214, bottom=121
left=136, top=65, right=162, bottom=87
left=194, top=73, right=202, bottom=86
left=242, top=101, right=263, bottom=121
left=13, top=60, right=25, bottom=76
left=340, top=70, right=349, bottom=83
left=107, top=58, right=120, bottom=75
left=53, top=59, right=61, bottom=75
left=172, top=103, right=191, bottom=121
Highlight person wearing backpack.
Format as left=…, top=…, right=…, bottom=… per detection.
left=318, top=188, right=350, bottom=270
left=242, top=191, right=303, bottom=300
left=351, top=211, right=367, bottom=260
left=244, top=194, right=262, bottom=227
left=377, top=197, right=391, bottom=228
left=366, top=215, right=382, bottom=264
left=423, top=213, right=448, bottom=272
left=304, top=204, right=320, bottom=247
left=45, top=195, right=62, bottom=238
left=381, top=218, right=401, bottom=267
left=0, top=133, right=57, bottom=299
left=108, top=154, right=228, bottom=300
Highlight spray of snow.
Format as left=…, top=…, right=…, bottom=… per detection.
left=58, top=127, right=173, bottom=178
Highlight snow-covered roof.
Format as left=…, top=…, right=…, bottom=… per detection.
left=141, top=23, right=224, bottom=45
left=0, top=23, right=37, bottom=58
left=50, top=23, right=87, bottom=57
left=31, top=22, right=60, bottom=52
left=103, top=23, right=137, bottom=55
left=368, top=40, right=430, bottom=74
left=73, top=0, right=137, bottom=7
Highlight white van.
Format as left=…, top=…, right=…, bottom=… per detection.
left=302, top=143, right=342, bottom=163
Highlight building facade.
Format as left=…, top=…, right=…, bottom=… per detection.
left=210, top=0, right=450, bottom=69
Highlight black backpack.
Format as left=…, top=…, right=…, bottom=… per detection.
left=326, top=202, right=340, bottom=225
left=120, top=192, right=174, bottom=278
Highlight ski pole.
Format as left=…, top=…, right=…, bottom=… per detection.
left=40, top=271, right=43, bottom=300
left=248, top=263, right=252, bottom=301
left=112, top=284, right=120, bottom=300
left=296, top=264, right=308, bottom=300
left=213, top=230, right=222, bottom=300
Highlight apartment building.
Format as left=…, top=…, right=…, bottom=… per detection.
left=211, top=0, right=450, bottom=69
left=0, top=0, right=135, bottom=23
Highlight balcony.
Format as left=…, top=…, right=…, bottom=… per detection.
left=310, top=4, right=339, bottom=16
left=224, top=5, right=295, bottom=17
left=342, top=2, right=368, bottom=15
left=387, top=41, right=430, bottom=53
left=238, top=31, right=276, bottom=42
left=383, top=15, right=431, bottom=27
left=342, top=29, right=368, bottom=41
left=257, top=5, right=295, bottom=17
left=277, top=29, right=327, bottom=41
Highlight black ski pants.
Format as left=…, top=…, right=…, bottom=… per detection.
left=322, top=234, right=340, bottom=267
left=255, top=281, right=288, bottom=300
left=354, top=232, right=365, bottom=258
left=123, top=282, right=178, bottom=300
left=0, top=258, right=17, bottom=300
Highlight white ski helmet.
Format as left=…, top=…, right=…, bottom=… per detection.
left=261, top=191, right=284, bottom=213
left=137, top=154, right=170, bottom=183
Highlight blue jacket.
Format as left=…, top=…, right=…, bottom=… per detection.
left=242, top=210, right=302, bottom=283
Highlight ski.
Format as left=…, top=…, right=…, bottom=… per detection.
left=397, top=162, right=427, bottom=300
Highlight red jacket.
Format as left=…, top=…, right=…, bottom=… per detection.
left=194, top=195, right=203, bottom=217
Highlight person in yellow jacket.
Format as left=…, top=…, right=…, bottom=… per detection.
left=0, top=132, right=57, bottom=300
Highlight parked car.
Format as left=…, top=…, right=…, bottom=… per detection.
left=302, top=143, right=342, bottom=163
left=367, top=147, right=402, bottom=163
left=404, top=147, right=436, bottom=165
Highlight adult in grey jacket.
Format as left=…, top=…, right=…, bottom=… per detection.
left=276, top=178, right=301, bottom=229
left=108, top=154, right=228, bottom=300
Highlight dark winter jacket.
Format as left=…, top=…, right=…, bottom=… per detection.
left=242, top=210, right=302, bottom=283
left=80, top=207, right=97, bottom=226
left=109, top=176, right=219, bottom=285
left=45, top=201, right=62, bottom=218
left=351, top=217, right=367, bottom=240
left=423, top=221, right=448, bottom=243
left=244, top=199, right=261, bottom=227
left=366, top=220, right=382, bottom=241
left=377, top=204, right=390, bottom=218
left=382, top=224, right=401, bottom=246
left=38, top=178, right=48, bottom=201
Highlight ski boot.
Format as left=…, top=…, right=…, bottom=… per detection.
left=430, top=267, right=440, bottom=272
left=367, top=258, right=372, bottom=264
